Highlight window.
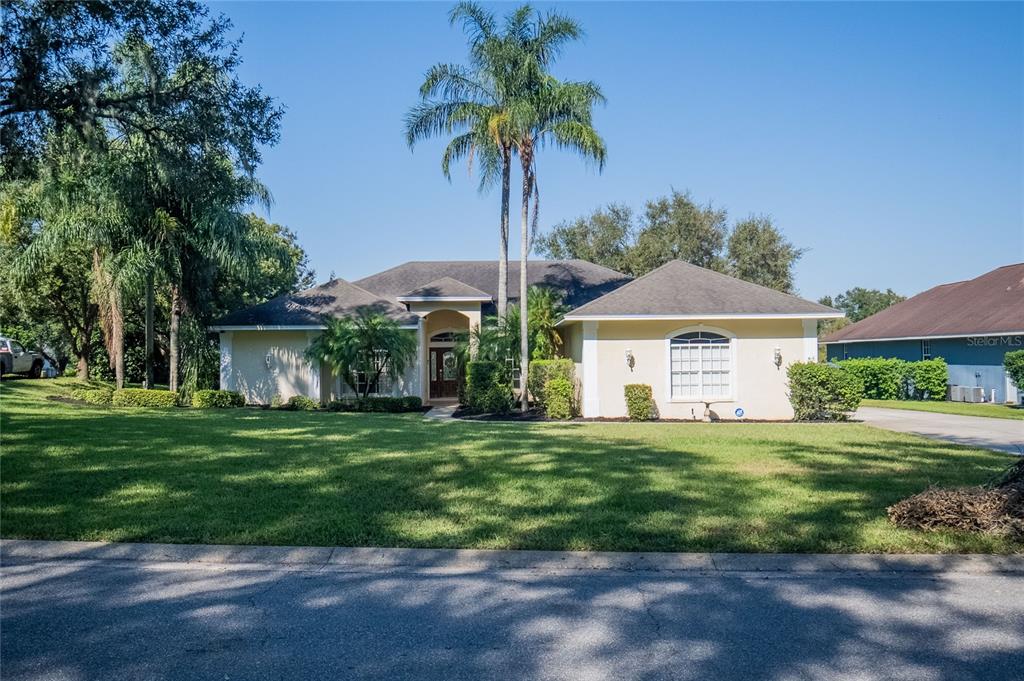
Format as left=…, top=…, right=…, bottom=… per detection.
left=353, top=350, right=392, bottom=395
left=920, top=339, right=931, bottom=360
left=430, top=331, right=459, bottom=344
left=669, top=331, right=731, bottom=400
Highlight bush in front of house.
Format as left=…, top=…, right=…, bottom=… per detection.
left=282, top=395, right=320, bottom=411
left=191, top=389, right=246, bottom=408
left=327, top=396, right=423, bottom=413
left=624, top=383, right=656, bottom=421
left=465, top=360, right=515, bottom=414
left=544, top=376, right=575, bottom=419
left=1005, top=350, right=1024, bottom=395
left=527, top=359, right=575, bottom=408
left=112, top=388, right=179, bottom=408
left=69, top=385, right=114, bottom=405
left=787, top=362, right=863, bottom=421
left=838, top=357, right=908, bottom=400
left=908, top=358, right=948, bottom=400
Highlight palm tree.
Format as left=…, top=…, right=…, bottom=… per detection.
left=500, top=8, right=607, bottom=410
left=307, top=312, right=418, bottom=399
left=406, top=2, right=522, bottom=319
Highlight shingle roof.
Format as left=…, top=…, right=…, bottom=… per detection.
left=397, top=276, right=491, bottom=300
left=822, top=263, right=1024, bottom=343
left=212, top=278, right=419, bottom=327
left=564, top=260, right=839, bottom=318
left=354, top=260, right=631, bottom=311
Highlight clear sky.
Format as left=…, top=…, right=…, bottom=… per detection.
left=212, top=1, right=1023, bottom=301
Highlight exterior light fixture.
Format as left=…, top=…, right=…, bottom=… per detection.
left=773, top=347, right=782, bottom=368
left=625, top=348, right=635, bottom=370
left=265, top=350, right=273, bottom=370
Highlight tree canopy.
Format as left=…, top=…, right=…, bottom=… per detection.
left=536, top=190, right=804, bottom=293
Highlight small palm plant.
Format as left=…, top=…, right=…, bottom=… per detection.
left=306, top=312, right=418, bottom=399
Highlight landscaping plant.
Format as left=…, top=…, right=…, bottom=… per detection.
left=306, top=312, right=417, bottom=399
left=908, top=358, right=948, bottom=400
left=191, top=389, right=246, bottom=408
left=465, top=360, right=515, bottom=414
left=282, top=395, right=319, bottom=411
left=787, top=362, right=863, bottom=420
left=624, top=383, right=656, bottom=421
left=838, top=357, right=908, bottom=400
left=69, top=385, right=114, bottom=405
left=112, top=388, right=179, bottom=408
left=528, top=359, right=575, bottom=409
left=544, top=376, right=575, bottom=419
left=1005, top=350, right=1024, bottom=396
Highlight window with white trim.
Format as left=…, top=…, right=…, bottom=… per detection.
left=920, top=339, right=931, bottom=360
left=353, top=350, right=392, bottom=395
left=670, top=331, right=731, bottom=399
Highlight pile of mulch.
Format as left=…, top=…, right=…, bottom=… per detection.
left=887, top=459, right=1024, bottom=539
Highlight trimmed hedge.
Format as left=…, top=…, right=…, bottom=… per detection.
left=192, top=389, right=246, bottom=408
left=69, top=385, right=113, bottom=406
left=282, top=395, right=320, bottom=411
left=624, top=383, right=656, bottom=421
left=1005, top=350, right=1024, bottom=395
left=787, top=362, right=862, bottom=421
left=544, top=376, right=574, bottom=419
left=326, top=396, right=423, bottom=413
left=527, top=359, right=575, bottom=408
left=112, top=388, right=179, bottom=408
left=838, top=358, right=907, bottom=400
left=909, top=358, right=948, bottom=400
left=465, top=360, right=515, bottom=414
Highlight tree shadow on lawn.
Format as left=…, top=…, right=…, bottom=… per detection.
left=2, top=552, right=1022, bottom=680
left=3, top=401, right=1019, bottom=552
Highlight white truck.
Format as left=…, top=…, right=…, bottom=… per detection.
left=0, top=337, right=46, bottom=378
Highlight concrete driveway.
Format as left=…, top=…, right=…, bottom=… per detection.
left=857, top=406, right=1023, bottom=455
left=2, top=541, right=1023, bottom=681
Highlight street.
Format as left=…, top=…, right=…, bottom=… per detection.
left=2, top=544, right=1023, bottom=681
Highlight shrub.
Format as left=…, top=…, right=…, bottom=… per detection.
left=838, top=357, right=908, bottom=400
left=624, top=383, right=656, bottom=421
left=544, top=376, right=574, bottom=419
left=1005, top=350, right=1024, bottom=396
left=465, top=360, right=515, bottom=413
left=282, top=395, right=319, bottom=411
left=270, top=394, right=284, bottom=409
left=527, top=359, right=575, bottom=408
left=69, top=385, right=113, bottom=406
left=191, top=389, right=246, bottom=408
left=908, top=358, right=948, bottom=400
left=787, top=362, right=863, bottom=420
left=326, top=396, right=423, bottom=413
left=112, top=388, right=179, bottom=408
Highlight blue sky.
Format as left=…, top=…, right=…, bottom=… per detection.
left=213, top=1, right=1023, bottom=301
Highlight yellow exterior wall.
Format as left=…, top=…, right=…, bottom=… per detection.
left=585, top=319, right=808, bottom=420
left=229, top=330, right=319, bottom=405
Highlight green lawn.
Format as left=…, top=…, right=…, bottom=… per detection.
left=2, top=379, right=1020, bottom=554
left=861, top=398, right=1024, bottom=420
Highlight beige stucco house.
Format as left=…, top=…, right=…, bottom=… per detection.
left=211, top=259, right=842, bottom=420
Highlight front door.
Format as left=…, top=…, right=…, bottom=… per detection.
left=429, top=347, right=459, bottom=399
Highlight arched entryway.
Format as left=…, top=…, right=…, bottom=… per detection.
left=427, top=330, right=460, bottom=400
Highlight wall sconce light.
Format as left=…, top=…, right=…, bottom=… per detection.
left=773, top=347, right=783, bottom=368
left=625, top=348, right=635, bottom=371
left=265, top=350, right=273, bottom=370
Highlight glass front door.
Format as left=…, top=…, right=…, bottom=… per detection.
left=429, top=347, right=459, bottom=399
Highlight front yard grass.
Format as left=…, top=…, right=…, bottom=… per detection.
left=1, top=379, right=1020, bottom=554
left=861, top=398, right=1024, bottom=420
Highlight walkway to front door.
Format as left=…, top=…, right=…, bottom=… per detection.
left=429, top=347, right=458, bottom=400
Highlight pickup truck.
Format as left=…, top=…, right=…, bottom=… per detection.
left=0, top=337, right=45, bottom=378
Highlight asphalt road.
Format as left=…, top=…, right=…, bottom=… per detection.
left=3, top=555, right=1023, bottom=681
left=857, top=406, right=1023, bottom=454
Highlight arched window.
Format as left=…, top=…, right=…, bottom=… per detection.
left=430, top=331, right=459, bottom=344
left=669, top=331, right=731, bottom=399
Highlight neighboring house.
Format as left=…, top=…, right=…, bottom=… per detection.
left=822, top=263, right=1024, bottom=404
left=211, top=259, right=841, bottom=419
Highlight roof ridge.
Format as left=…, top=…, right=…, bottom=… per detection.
left=567, top=260, right=679, bottom=315
left=669, top=260, right=836, bottom=310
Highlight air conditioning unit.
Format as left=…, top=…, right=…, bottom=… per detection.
left=947, top=385, right=963, bottom=402
left=963, top=387, right=985, bottom=403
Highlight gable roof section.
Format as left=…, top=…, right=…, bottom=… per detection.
left=822, top=263, right=1024, bottom=343
left=396, top=276, right=491, bottom=301
left=563, top=260, right=840, bottom=319
left=355, top=260, right=630, bottom=311
left=211, top=277, right=419, bottom=329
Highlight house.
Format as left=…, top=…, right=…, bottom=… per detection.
left=211, top=259, right=842, bottom=419
left=821, top=263, right=1024, bottom=404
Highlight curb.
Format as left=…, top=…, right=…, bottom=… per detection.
left=2, top=540, right=1022, bottom=575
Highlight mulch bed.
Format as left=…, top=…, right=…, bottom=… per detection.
left=888, top=459, right=1024, bottom=539
left=450, top=406, right=793, bottom=423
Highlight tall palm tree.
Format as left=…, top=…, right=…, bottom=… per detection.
left=500, top=8, right=607, bottom=410
left=406, top=1, right=524, bottom=319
